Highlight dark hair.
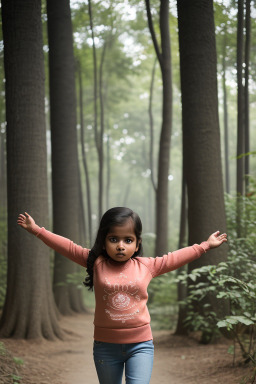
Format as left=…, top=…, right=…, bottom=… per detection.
left=83, top=207, right=143, bottom=291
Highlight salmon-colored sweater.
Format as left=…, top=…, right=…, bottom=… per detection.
left=34, top=226, right=210, bottom=344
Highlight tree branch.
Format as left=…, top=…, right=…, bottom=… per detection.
left=145, top=0, right=162, bottom=66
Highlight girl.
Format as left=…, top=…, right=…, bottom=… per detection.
left=17, top=207, right=227, bottom=384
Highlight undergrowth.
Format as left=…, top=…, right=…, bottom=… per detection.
left=0, top=342, right=23, bottom=384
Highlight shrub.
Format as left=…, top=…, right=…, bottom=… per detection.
left=177, top=189, right=256, bottom=367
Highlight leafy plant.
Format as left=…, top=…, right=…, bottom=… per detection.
left=148, top=272, right=178, bottom=330
left=176, top=188, right=256, bottom=367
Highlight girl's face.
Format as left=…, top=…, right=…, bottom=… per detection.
left=105, top=219, right=140, bottom=262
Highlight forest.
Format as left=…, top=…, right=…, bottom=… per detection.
left=0, top=0, right=256, bottom=383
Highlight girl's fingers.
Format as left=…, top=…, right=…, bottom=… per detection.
left=17, top=213, right=30, bottom=223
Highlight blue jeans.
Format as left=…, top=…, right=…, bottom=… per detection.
left=93, top=340, right=154, bottom=384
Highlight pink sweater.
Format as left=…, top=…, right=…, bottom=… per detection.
left=35, top=226, right=210, bottom=343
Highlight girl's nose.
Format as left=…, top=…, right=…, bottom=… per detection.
left=117, top=241, right=125, bottom=250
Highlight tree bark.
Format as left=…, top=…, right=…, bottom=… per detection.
left=0, top=129, right=6, bottom=211
left=78, top=163, right=86, bottom=245
left=0, top=0, right=61, bottom=339
left=99, top=42, right=107, bottom=217
left=47, top=0, right=85, bottom=314
left=106, top=132, right=111, bottom=210
left=175, top=172, right=188, bottom=335
left=177, top=0, right=228, bottom=333
left=148, top=57, right=157, bottom=193
left=77, top=60, right=93, bottom=245
left=222, top=31, right=230, bottom=194
left=145, top=0, right=172, bottom=256
left=244, top=0, right=251, bottom=193
left=236, top=0, right=245, bottom=237
left=88, top=0, right=104, bottom=221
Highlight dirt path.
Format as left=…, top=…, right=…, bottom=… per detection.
left=1, top=313, right=252, bottom=384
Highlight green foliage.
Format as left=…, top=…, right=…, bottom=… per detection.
left=12, top=377, right=22, bottom=384
left=65, top=270, right=85, bottom=289
left=66, top=270, right=96, bottom=308
left=0, top=342, right=23, bottom=384
left=12, top=358, right=24, bottom=367
left=0, top=341, right=5, bottom=355
left=55, top=269, right=86, bottom=292
left=142, top=232, right=156, bottom=258
left=148, top=272, right=178, bottom=330
left=176, top=190, right=256, bottom=366
left=177, top=264, right=223, bottom=342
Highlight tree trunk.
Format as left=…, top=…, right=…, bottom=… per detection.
left=106, top=132, right=111, bottom=210
left=78, top=163, right=86, bottom=245
left=177, top=0, right=228, bottom=333
left=47, top=0, right=85, bottom=314
left=222, top=33, right=230, bottom=194
left=244, top=0, right=251, bottom=193
left=236, top=0, right=245, bottom=237
left=0, top=0, right=61, bottom=339
left=175, top=172, right=188, bottom=335
left=148, top=57, right=157, bottom=193
left=0, top=129, right=6, bottom=211
left=99, top=42, right=107, bottom=217
left=145, top=0, right=172, bottom=256
left=88, top=0, right=103, bottom=221
left=77, top=60, right=93, bottom=245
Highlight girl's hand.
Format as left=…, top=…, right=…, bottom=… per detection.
left=207, top=231, right=227, bottom=249
left=17, top=212, right=36, bottom=233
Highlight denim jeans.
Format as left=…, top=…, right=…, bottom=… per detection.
left=93, top=340, right=154, bottom=384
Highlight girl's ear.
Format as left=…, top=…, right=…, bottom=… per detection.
left=135, top=239, right=141, bottom=252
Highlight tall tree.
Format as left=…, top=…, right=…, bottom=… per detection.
left=98, top=40, right=107, bottom=216
left=177, top=0, right=228, bottom=338
left=0, top=0, right=61, bottom=339
left=145, top=0, right=173, bottom=256
left=148, top=58, right=158, bottom=193
left=222, top=37, right=230, bottom=194
left=244, top=0, right=251, bottom=193
left=236, top=0, right=245, bottom=237
left=175, top=172, right=188, bottom=335
left=88, top=0, right=104, bottom=221
left=106, top=132, right=111, bottom=210
left=0, top=129, right=6, bottom=212
left=215, top=2, right=236, bottom=195
left=77, top=60, right=93, bottom=245
left=47, top=0, right=85, bottom=314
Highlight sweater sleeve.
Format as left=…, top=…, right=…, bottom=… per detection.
left=34, top=226, right=89, bottom=267
left=138, top=242, right=210, bottom=278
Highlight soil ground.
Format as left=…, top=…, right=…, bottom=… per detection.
left=1, top=312, right=254, bottom=384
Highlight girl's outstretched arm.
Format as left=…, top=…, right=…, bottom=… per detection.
left=139, top=231, right=228, bottom=277
left=17, top=212, right=89, bottom=267
left=207, top=231, right=227, bottom=249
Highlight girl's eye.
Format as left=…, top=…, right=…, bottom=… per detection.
left=126, top=239, right=133, bottom=244
left=109, top=237, right=117, bottom=243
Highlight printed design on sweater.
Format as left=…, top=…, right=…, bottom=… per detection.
left=103, top=273, right=141, bottom=323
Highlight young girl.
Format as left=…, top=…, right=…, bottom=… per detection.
left=17, top=207, right=227, bottom=384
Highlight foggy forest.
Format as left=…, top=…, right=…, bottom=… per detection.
left=0, top=0, right=256, bottom=383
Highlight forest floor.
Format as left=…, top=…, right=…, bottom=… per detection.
left=0, top=311, right=255, bottom=384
